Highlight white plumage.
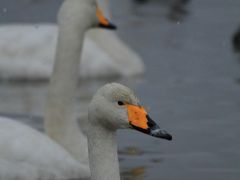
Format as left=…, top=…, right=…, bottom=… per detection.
left=0, top=117, right=89, bottom=180
left=0, top=23, right=144, bottom=80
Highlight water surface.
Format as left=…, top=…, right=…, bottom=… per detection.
left=1, top=0, right=240, bottom=179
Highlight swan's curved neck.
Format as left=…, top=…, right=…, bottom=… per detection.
left=87, top=124, right=120, bottom=180
left=44, top=0, right=93, bottom=165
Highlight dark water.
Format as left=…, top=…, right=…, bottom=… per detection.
left=1, top=0, right=240, bottom=180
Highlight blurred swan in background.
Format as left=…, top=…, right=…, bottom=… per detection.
left=0, top=0, right=144, bottom=80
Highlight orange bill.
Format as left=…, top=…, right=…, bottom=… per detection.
left=96, top=7, right=117, bottom=30
left=126, top=104, right=172, bottom=141
left=127, top=104, right=148, bottom=130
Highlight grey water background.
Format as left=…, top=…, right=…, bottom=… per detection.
left=1, top=0, right=240, bottom=179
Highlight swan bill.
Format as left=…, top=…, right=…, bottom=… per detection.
left=127, top=105, right=172, bottom=141
left=96, top=7, right=117, bottom=30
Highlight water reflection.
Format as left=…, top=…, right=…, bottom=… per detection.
left=150, top=158, right=163, bottom=163
left=119, top=146, right=144, bottom=156
left=121, top=166, right=145, bottom=180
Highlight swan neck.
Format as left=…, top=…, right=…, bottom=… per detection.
left=88, top=124, right=120, bottom=180
left=44, top=0, right=91, bottom=164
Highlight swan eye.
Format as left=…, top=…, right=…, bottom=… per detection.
left=117, top=101, right=124, bottom=106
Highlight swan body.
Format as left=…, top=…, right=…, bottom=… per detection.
left=0, top=117, right=89, bottom=180
left=0, top=24, right=142, bottom=80
left=0, top=0, right=144, bottom=80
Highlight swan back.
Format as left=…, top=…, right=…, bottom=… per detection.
left=0, top=117, right=90, bottom=180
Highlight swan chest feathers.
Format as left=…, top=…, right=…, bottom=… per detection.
left=0, top=117, right=90, bottom=180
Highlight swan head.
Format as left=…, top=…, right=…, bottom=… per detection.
left=58, top=0, right=116, bottom=31
left=88, top=83, right=172, bottom=141
left=96, top=7, right=117, bottom=30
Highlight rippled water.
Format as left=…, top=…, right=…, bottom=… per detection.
left=1, top=0, right=240, bottom=179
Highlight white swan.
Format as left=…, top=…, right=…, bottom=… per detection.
left=43, top=0, right=117, bottom=167
left=0, top=83, right=172, bottom=180
left=0, top=0, right=144, bottom=80
left=87, top=83, right=172, bottom=180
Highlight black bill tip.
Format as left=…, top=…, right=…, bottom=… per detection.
left=130, top=114, right=172, bottom=141
left=99, top=22, right=117, bottom=30
left=147, top=115, right=172, bottom=141
left=150, top=129, right=172, bottom=141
